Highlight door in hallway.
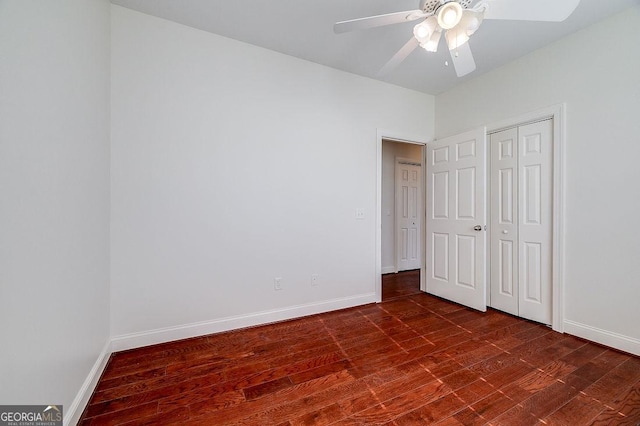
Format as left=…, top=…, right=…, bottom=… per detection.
left=396, top=159, right=422, bottom=271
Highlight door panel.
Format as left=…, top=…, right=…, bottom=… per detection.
left=523, top=242, right=542, bottom=301
left=456, top=235, right=476, bottom=287
left=426, top=127, right=486, bottom=311
left=523, top=165, right=542, bottom=224
left=518, top=120, right=552, bottom=324
left=432, top=233, right=449, bottom=281
left=499, top=240, right=515, bottom=295
left=490, top=128, right=519, bottom=315
left=457, top=167, right=476, bottom=219
left=396, top=160, right=422, bottom=271
left=433, top=172, right=449, bottom=218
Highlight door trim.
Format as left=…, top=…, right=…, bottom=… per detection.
left=376, top=129, right=428, bottom=303
left=486, top=104, right=565, bottom=332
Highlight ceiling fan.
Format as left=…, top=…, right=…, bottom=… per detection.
left=334, top=0, right=581, bottom=77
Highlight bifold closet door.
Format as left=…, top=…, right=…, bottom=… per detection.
left=490, top=120, right=553, bottom=325
left=490, top=127, right=519, bottom=316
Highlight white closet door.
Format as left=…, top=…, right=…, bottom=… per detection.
left=490, top=128, right=519, bottom=316
left=489, top=120, right=553, bottom=325
left=518, top=120, right=553, bottom=324
left=426, top=127, right=487, bottom=312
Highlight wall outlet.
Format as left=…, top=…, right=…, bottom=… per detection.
left=274, top=277, right=282, bottom=291
left=355, top=208, right=365, bottom=220
left=311, top=274, right=319, bottom=286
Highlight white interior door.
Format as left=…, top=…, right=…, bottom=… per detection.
left=518, top=120, right=553, bottom=324
left=489, top=120, right=553, bottom=325
left=490, top=127, right=519, bottom=316
left=426, top=127, right=487, bottom=311
left=396, top=159, right=422, bottom=271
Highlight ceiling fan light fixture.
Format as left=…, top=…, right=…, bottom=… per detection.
left=445, top=27, right=469, bottom=51
left=415, top=25, right=429, bottom=40
left=459, top=10, right=484, bottom=36
left=422, top=29, right=442, bottom=52
left=413, top=16, right=438, bottom=44
left=437, top=1, right=463, bottom=30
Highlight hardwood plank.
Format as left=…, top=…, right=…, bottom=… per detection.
left=491, top=403, right=541, bottom=426
left=80, top=401, right=158, bottom=425
left=348, top=379, right=453, bottom=424
left=288, top=402, right=346, bottom=426
left=542, top=393, right=606, bottom=425
left=452, top=378, right=497, bottom=405
left=463, top=390, right=521, bottom=423
left=392, top=392, right=467, bottom=423
left=120, top=406, right=190, bottom=426
left=600, top=380, right=640, bottom=420
left=243, top=376, right=293, bottom=400
left=518, top=380, right=580, bottom=419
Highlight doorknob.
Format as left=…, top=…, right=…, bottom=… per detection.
left=473, top=225, right=482, bottom=231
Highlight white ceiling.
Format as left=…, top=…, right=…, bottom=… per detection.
left=110, top=0, right=638, bottom=95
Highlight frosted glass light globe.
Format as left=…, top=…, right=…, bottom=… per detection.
left=437, top=2, right=463, bottom=30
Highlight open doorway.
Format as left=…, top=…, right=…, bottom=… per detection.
left=381, top=139, right=425, bottom=301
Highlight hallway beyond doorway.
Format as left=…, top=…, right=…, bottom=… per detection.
left=382, top=269, right=421, bottom=301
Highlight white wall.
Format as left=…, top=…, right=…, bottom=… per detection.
left=110, top=6, right=435, bottom=346
left=436, top=6, right=640, bottom=354
left=0, top=0, right=111, bottom=421
left=381, top=141, right=423, bottom=273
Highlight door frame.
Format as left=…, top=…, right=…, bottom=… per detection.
left=486, top=104, right=565, bottom=332
left=376, top=129, right=428, bottom=302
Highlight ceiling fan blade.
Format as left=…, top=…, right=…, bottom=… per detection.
left=334, top=10, right=426, bottom=34
left=450, top=42, right=476, bottom=77
left=378, top=37, right=420, bottom=77
left=482, top=0, right=581, bottom=22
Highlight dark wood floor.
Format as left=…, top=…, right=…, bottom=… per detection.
left=80, top=271, right=640, bottom=425
left=382, top=269, right=421, bottom=301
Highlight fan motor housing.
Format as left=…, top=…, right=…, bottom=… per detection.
left=419, top=0, right=474, bottom=14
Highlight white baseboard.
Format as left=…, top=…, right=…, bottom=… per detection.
left=65, top=339, right=111, bottom=426
left=563, top=320, right=640, bottom=356
left=111, top=293, right=377, bottom=352
left=381, top=266, right=397, bottom=275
